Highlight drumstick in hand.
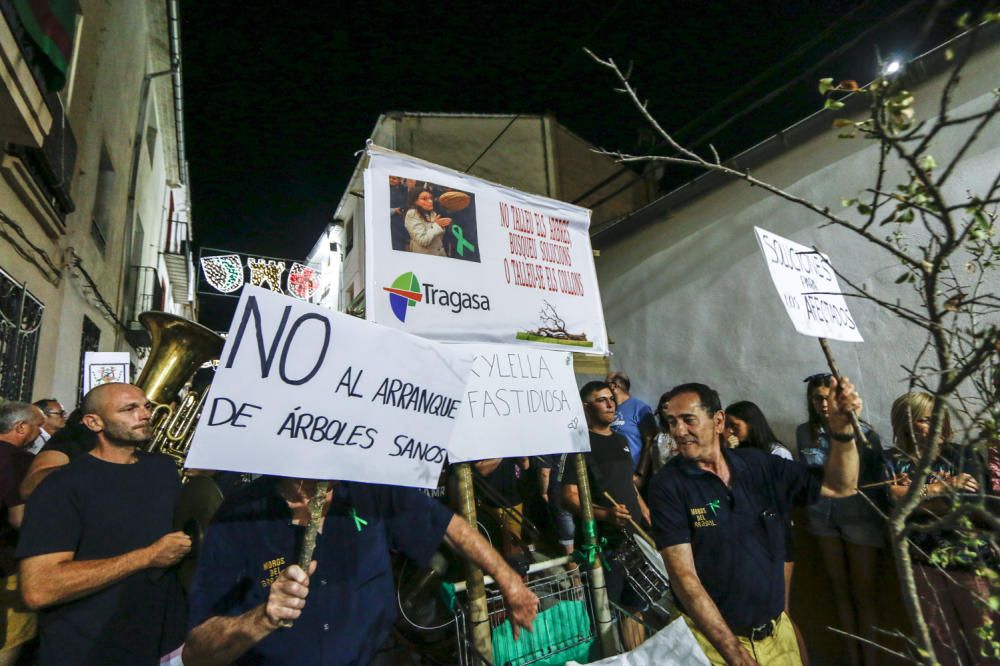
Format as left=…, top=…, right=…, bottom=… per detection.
left=603, top=491, right=656, bottom=547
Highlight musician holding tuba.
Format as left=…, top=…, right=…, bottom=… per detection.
left=16, top=383, right=192, bottom=666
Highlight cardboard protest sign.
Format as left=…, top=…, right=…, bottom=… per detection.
left=184, top=286, right=473, bottom=488
left=445, top=344, right=590, bottom=462
left=364, top=145, right=609, bottom=355
left=754, top=227, right=864, bottom=342
left=83, top=352, right=130, bottom=395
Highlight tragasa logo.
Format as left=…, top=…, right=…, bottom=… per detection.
left=384, top=272, right=490, bottom=323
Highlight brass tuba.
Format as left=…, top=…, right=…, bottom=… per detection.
left=135, top=311, right=225, bottom=468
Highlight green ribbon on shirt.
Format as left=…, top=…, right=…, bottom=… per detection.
left=350, top=508, right=368, bottom=532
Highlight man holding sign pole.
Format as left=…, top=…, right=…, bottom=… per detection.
left=649, top=379, right=865, bottom=666
left=183, top=475, right=538, bottom=665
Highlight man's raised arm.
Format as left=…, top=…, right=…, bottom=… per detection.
left=819, top=376, right=865, bottom=497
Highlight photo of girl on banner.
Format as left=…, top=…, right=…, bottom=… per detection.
left=389, top=175, right=480, bottom=263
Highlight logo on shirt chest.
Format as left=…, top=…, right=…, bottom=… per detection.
left=260, top=556, right=286, bottom=587
left=690, top=504, right=718, bottom=528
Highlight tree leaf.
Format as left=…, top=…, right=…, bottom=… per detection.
left=824, top=98, right=846, bottom=110
left=920, top=154, right=937, bottom=170
left=833, top=118, right=854, bottom=128
left=818, top=78, right=834, bottom=94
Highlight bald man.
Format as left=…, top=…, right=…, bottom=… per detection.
left=16, top=383, right=190, bottom=665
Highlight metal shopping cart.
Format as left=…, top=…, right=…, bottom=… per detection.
left=453, top=556, right=598, bottom=666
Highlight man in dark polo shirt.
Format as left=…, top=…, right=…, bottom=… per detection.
left=183, top=476, right=539, bottom=665
left=649, top=381, right=864, bottom=665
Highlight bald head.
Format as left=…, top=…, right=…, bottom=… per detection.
left=82, top=383, right=132, bottom=417
left=81, top=384, right=153, bottom=447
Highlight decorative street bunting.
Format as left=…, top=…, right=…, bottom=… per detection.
left=753, top=226, right=864, bottom=342
left=364, top=145, right=609, bottom=355
left=445, top=344, right=590, bottom=463
left=184, top=286, right=473, bottom=488
left=198, top=247, right=320, bottom=301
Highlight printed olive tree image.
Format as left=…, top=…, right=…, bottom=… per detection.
left=587, top=8, right=999, bottom=665
left=517, top=301, right=594, bottom=348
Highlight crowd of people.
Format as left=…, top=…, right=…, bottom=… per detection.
left=0, top=368, right=996, bottom=666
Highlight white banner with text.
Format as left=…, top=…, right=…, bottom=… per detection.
left=446, top=344, right=590, bottom=462
left=754, top=226, right=863, bottom=342
left=184, top=286, right=473, bottom=488
left=364, top=145, right=608, bottom=355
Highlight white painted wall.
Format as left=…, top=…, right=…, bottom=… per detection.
left=594, top=41, right=1000, bottom=450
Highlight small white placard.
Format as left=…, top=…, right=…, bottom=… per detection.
left=83, top=352, right=131, bottom=395
left=754, top=227, right=863, bottom=342
left=184, top=286, right=472, bottom=488
left=446, top=344, right=590, bottom=462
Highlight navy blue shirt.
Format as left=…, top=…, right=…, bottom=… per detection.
left=16, top=452, right=186, bottom=665
left=648, top=448, right=821, bottom=633
left=188, top=478, right=453, bottom=665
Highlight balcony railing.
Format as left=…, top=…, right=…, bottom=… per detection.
left=123, top=265, right=162, bottom=348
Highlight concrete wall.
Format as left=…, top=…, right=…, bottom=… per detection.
left=593, top=40, right=1000, bottom=449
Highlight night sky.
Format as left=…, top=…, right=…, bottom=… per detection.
left=180, top=0, right=960, bottom=324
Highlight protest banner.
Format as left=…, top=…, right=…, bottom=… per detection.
left=445, top=344, right=590, bottom=462
left=754, top=226, right=864, bottom=342
left=82, top=352, right=130, bottom=395
left=363, top=145, right=609, bottom=355
left=184, top=286, right=473, bottom=488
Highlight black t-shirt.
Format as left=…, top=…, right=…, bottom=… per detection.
left=38, top=422, right=95, bottom=460
left=474, top=458, right=523, bottom=508
left=16, top=452, right=186, bottom=665
left=0, top=441, right=33, bottom=576
left=648, top=448, right=821, bottom=634
left=563, top=432, right=646, bottom=536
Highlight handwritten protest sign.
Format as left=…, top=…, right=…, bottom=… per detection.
left=754, top=226, right=864, bottom=342
left=364, top=145, right=608, bottom=355
left=184, top=286, right=473, bottom=488
left=445, top=344, right=590, bottom=462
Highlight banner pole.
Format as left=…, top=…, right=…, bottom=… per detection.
left=455, top=462, right=493, bottom=662
left=277, top=480, right=329, bottom=629
left=817, top=337, right=869, bottom=448
left=574, top=453, right=621, bottom=657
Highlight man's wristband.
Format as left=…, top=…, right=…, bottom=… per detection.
left=830, top=431, right=856, bottom=442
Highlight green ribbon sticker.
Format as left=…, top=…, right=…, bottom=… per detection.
left=451, top=224, right=475, bottom=256
left=350, top=508, right=368, bottom=532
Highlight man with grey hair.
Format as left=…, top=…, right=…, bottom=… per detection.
left=0, top=402, right=43, bottom=665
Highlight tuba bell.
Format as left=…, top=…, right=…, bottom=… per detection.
left=134, top=311, right=225, bottom=469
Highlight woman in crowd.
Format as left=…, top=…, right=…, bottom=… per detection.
left=724, top=400, right=793, bottom=459
left=725, top=400, right=807, bottom=664
left=886, top=392, right=998, bottom=666
left=404, top=189, right=451, bottom=256
left=796, top=373, right=884, bottom=666
left=636, top=391, right=677, bottom=490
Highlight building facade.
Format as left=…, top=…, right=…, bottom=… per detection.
left=0, top=0, right=195, bottom=406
